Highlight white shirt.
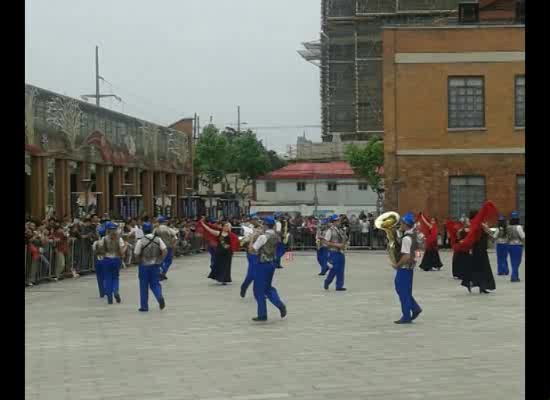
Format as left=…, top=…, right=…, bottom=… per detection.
left=275, top=221, right=282, bottom=233
left=400, top=228, right=415, bottom=255
left=102, top=237, right=126, bottom=258
left=252, top=229, right=275, bottom=252
left=515, top=225, right=525, bottom=241
left=130, top=226, right=144, bottom=240
left=134, top=234, right=167, bottom=254
left=360, top=221, right=369, bottom=233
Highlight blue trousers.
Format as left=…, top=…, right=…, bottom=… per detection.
left=103, top=257, right=121, bottom=303
left=317, top=247, right=329, bottom=273
left=95, top=258, right=105, bottom=298
left=161, top=248, right=173, bottom=274
left=241, top=253, right=258, bottom=294
left=275, top=242, right=286, bottom=267
left=394, top=268, right=421, bottom=322
left=508, top=245, right=523, bottom=281
left=253, top=261, right=284, bottom=319
left=208, top=246, right=216, bottom=270
left=496, top=243, right=509, bottom=275
left=138, top=264, right=163, bottom=311
left=325, top=251, right=345, bottom=289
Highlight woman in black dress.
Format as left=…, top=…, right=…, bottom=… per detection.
left=460, top=211, right=496, bottom=294
left=418, top=214, right=443, bottom=271
left=199, top=219, right=239, bottom=285
left=452, top=228, right=470, bottom=280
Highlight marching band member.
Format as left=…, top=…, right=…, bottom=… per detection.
left=92, top=225, right=106, bottom=298
left=495, top=215, right=510, bottom=276
left=155, top=216, right=177, bottom=281
left=392, top=212, right=422, bottom=324
left=316, top=218, right=329, bottom=276
left=102, top=221, right=127, bottom=304
left=417, top=213, right=443, bottom=271
left=322, top=214, right=348, bottom=291
left=506, top=211, right=525, bottom=282
left=240, top=216, right=263, bottom=298
left=249, top=216, right=287, bottom=321
left=274, top=212, right=287, bottom=269
left=134, top=222, right=167, bottom=312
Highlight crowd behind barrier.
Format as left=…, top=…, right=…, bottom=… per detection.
left=25, top=211, right=457, bottom=287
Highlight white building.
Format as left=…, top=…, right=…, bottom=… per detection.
left=252, top=161, right=380, bottom=216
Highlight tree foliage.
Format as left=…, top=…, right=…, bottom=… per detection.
left=345, top=136, right=384, bottom=192
left=194, top=125, right=286, bottom=200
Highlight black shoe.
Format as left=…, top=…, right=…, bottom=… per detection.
left=318, top=272, right=327, bottom=276
left=159, top=297, right=165, bottom=310
left=276, top=266, right=283, bottom=269
left=252, top=317, right=267, bottom=322
left=335, top=288, right=347, bottom=291
left=323, top=281, right=329, bottom=290
left=412, top=309, right=423, bottom=321
left=240, top=287, right=246, bottom=298
left=114, top=294, right=121, bottom=303
left=394, top=319, right=412, bottom=324
left=280, top=305, right=287, bottom=319
left=160, top=273, right=167, bottom=281
left=138, top=308, right=148, bottom=312
left=107, top=299, right=113, bottom=305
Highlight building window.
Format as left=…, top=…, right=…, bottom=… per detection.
left=515, top=75, right=525, bottom=127
left=327, top=182, right=337, bottom=191
left=358, top=183, right=368, bottom=191
left=297, top=182, right=306, bottom=191
left=449, top=176, right=486, bottom=219
left=265, top=181, right=276, bottom=192
left=448, top=76, right=485, bottom=129
left=517, top=175, right=525, bottom=224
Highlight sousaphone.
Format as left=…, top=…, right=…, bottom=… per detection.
left=375, top=211, right=401, bottom=266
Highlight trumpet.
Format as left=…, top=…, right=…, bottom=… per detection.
left=375, top=211, right=401, bottom=266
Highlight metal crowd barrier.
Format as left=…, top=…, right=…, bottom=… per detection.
left=286, top=228, right=388, bottom=251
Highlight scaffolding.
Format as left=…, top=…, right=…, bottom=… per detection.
left=299, top=0, right=460, bottom=142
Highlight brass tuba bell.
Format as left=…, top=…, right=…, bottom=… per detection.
left=375, top=211, right=401, bottom=267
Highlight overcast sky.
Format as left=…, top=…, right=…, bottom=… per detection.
left=25, top=0, right=321, bottom=153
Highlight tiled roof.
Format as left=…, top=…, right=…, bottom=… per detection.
left=260, top=161, right=383, bottom=180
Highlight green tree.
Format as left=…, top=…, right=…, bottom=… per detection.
left=266, top=149, right=288, bottom=171
left=225, top=131, right=271, bottom=201
left=345, top=137, right=384, bottom=211
left=194, top=124, right=229, bottom=190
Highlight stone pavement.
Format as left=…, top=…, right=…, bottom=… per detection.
left=25, top=250, right=524, bottom=400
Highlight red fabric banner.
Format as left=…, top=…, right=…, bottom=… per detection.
left=449, top=200, right=499, bottom=253
left=196, top=220, right=240, bottom=252
left=416, top=213, right=438, bottom=250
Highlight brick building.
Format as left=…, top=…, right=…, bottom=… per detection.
left=382, top=11, right=525, bottom=221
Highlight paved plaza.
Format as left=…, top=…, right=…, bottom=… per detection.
left=25, top=251, right=524, bottom=400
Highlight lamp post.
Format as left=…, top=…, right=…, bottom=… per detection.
left=207, top=189, right=214, bottom=219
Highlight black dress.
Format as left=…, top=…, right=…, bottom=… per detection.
left=461, top=232, right=496, bottom=292
left=454, top=251, right=470, bottom=281
left=208, top=234, right=233, bottom=284
left=419, top=247, right=443, bottom=271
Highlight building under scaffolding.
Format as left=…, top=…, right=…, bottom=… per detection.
left=299, top=0, right=460, bottom=142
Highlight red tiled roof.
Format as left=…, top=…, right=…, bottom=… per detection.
left=261, top=161, right=383, bottom=180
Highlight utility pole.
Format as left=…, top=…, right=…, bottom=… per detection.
left=95, top=45, right=100, bottom=107
left=81, top=46, right=121, bottom=107
left=237, top=105, right=241, bottom=134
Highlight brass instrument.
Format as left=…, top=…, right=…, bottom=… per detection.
left=239, top=224, right=259, bottom=247
left=375, top=211, right=401, bottom=266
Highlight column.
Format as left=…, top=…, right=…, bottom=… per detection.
left=177, top=175, right=186, bottom=217
left=128, top=167, right=139, bottom=195
left=30, top=156, right=48, bottom=220
left=112, top=166, right=124, bottom=216
left=95, top=164, right=109, bottom=216
left=142, top=170, right=154, bottom=217
left=167, top=173, right=177, bottom=218
left=54, top=159, right=70, bottom=218
left=76, top=162, right=89, bottom=192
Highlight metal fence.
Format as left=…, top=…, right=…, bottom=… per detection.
left=286, top=228, right=388, bottom=251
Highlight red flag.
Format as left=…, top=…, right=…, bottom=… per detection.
left=197, top=220, right=240, bottom=252
left=416, top=213, right=438, bottom=250
left=452, top=201, right=498, bottom=253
